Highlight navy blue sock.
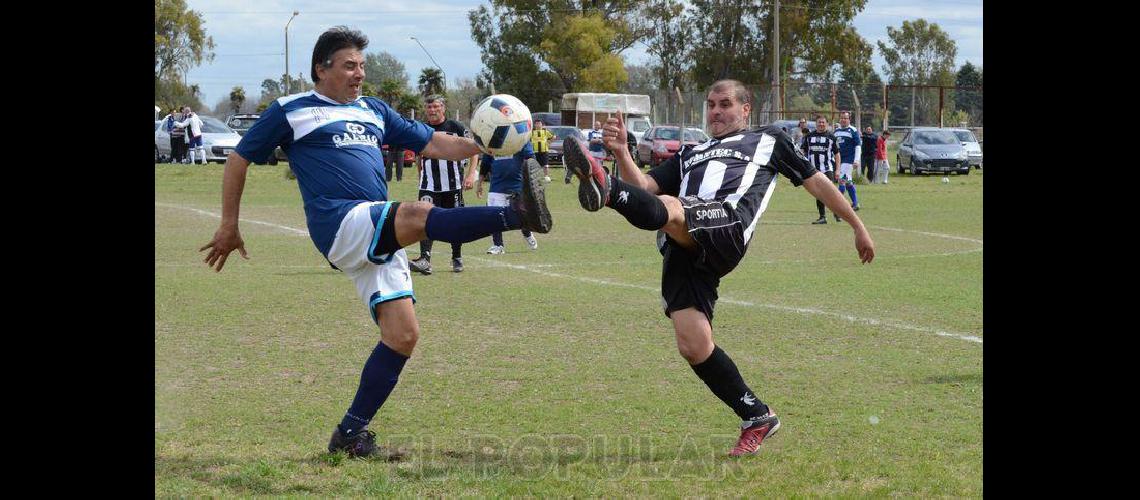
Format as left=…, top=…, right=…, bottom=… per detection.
left=846, top=184, right=859, bottom=205
left=338, top=342, right=409, bottom=436
left=492, top=231, right=503, bottom=246
left=425, top=206, right=520, bottom=244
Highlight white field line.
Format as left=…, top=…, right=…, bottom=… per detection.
left=158, top=202, right=983, bottom=344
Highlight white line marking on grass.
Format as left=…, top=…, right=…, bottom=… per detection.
left=155, top=203, right=308, bottom=236
left=158, top=202, right=982, bottom=345
left=470, top=257, right=983, bottom=345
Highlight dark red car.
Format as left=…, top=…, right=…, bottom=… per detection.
left=636, top=126, right=710, bottom=168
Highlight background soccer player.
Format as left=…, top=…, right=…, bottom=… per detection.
left=563, top=79, right=874, bottom=457
left=199, top=26, right=551, bottom=458
left=481, top=142, right=541, bottom=254
left=802, top=116, right=842, bottom=224
left=409, top=95, right=480, bottom=274
left=833, top=111, right=862, bottom=211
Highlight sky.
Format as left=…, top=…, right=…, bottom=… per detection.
left=182, top=0, right=983, bottom=109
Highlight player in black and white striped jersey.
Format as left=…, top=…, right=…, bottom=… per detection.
left=801, top=115, right=842, bottom=224
left=563, top=79, right=875, bottom=458
left=409, top=95, right=481, bottom=274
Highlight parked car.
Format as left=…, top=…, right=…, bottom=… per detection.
left=770, top=119, right=816, bottom=135
left=948, top=128, right=983, bottom=169
left=896, top=127, right=971, bottom=175
left=545, top=126, right=586, bottom=165
left=225, top=114, right=285, bottom=165
left=636, top=126, right=710, bottom=168
left=155, top=115, right=243, bottom=164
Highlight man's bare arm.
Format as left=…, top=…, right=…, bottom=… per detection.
left=420, top=131, right=483, bottom=162
left=199, top=152, right=253, bottom=271
left=803, top=172, right=875, bottom=263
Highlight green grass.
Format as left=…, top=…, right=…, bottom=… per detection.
left=155, top=162, right=982, bottom=496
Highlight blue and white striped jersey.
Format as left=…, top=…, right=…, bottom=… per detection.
left=235, top=90, right=434, bottom=257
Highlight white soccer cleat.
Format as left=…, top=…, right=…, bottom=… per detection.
left=525, top=235, right=538, bottom=250
left=486, top=245, right=505, bottom=255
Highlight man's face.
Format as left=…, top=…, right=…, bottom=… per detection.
left=315, top=47, right=365, bottom=104
left=535, top=121, right=544, bottom=129
left=594, top=121, right=602, bottom=130
left=425, top=100, right=446, bottom=124
left=816, top=118, right=828, bottom=132
left=705, top=89, right=750, bottom=138
left=839, top=113, right=850, bottom=128
left=864, top=126, right=872, bottom=134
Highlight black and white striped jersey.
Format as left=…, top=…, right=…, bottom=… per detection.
left=647, top=126, right=818, bottom=243
left=419, top=119, right=471, bottom=192
left=801, top=130, right=839, bottom=172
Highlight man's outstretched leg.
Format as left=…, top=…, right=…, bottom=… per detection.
left=672, top=308, right=780, bottom=457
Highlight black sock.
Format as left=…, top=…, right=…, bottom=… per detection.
left=816, top=200, right=825, bottom=218
left=606, top=176, right=668, bottom=231
left=452, top=242, right=461, bottom=259
left=690, top=346, right=768, bottom=420
left=419, top=239, right=433, bottom=261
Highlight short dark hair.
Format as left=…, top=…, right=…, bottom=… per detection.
left=883, top=130, right=891, bottom=136
left=311, top=26, right=369, bottom=83
left=424, top=94, right=445, bottom=105
left=708, top=79, right=751, bottom=106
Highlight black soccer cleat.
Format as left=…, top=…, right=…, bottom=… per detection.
left=811, top=217, right=827, bottom=225
left=563, top=136, right=611, bottom=212
left=852, top=204, right=861, bottom=212
left=409, top=257, right=432, bottom=275
left=511, top=158, right=552, bottom=233
left=328, top=428, right=379, bottom=458
left=452, top=258, right=464, bottom=273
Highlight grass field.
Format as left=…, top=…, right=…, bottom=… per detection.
left=155, top=161, right=982, bottom=496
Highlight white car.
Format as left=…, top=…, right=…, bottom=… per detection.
left=155, top=115, right=242, bottom=164
left=948, top=128, right=983, bottom=169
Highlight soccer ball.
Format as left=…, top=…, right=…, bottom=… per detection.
left=469, top=94, right=532, bottom=156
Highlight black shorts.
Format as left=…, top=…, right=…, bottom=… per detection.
left=659, top=196, right=748, bottom=322
left=418, top=189, right=464, bottom=209
left=535, top=152, right=549, bottom=167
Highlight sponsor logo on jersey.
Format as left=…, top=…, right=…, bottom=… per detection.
left=333, top=122, right=379, bottom=149
left=695, top=207, right=728, bottom=221
left=682, top=148, right=752, bottom=173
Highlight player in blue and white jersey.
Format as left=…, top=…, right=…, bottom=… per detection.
left=479, top=142, right=540, bottom=254
left=198, top=26, right=551, bottom=459
left=833, top=111, right=862, bottom=211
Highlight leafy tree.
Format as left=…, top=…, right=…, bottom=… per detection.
left=364, top=51, right=410, bottom=90
left=449, top=77, right=489, bottom=122
left=539, top=13, right=627, bottom=92
left=877, top=19, right=958, bottom=125
left=417, top=68, right=446, bottom=97
left=154, top=0, right=214, bottom=80
left=621, top=64, right=657, bottom=94
left=642, top=0, right=693, bottom=94
left=229, top=86, right=246, bottom=115
left=154, top=0, right=214, bottom=111
left=954, top=61, right=982, bottom=125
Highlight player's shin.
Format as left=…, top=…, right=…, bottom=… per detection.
left=424, top=206, right=521, bottom=244
left=339, top=342, right=410, bottom=437
left=606, top=177, right=668, bottom=230
left=690, top=346, right=769, bottom=420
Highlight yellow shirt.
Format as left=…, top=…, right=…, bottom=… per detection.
left=530, top=128, right=555, bottom=153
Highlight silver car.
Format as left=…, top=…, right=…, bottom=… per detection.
left=155, top=116, right=242, bottom=164
left=896, top=127, right=971, bottom=175
left=948, top=128, right=983, bottom=169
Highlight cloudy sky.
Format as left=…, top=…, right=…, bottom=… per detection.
left=182, top=0, right=983, bottom=108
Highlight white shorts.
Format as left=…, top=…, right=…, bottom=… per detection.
left=838, top=163, right=854, bottom=181
left=487, top=192, right=510, bottom=207
left=327, top=201, right=414, bottom=323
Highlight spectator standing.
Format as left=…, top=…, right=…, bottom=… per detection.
left=874, top=130, right=891, bottom=184
left=861, top=125, right=878, bottom=181
left=530, top=120, right=555, bottom=183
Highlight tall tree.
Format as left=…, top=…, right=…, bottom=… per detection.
left=877, top=19, right=958, bottom=125
left=877, top=19, right=957, bottom=85
left=154, top=0, right=215, bottom=80
left=228, top=86, right=246, bottom=115
left=154, top=0, right=214, bottom=110
left=621, top=64, right=657, bottom=94
left=417, top=67, right=446, bottom=97
left=642, top=0, right=693, bottom=92
left=538, top=13, right=628, bottom=92
left=364, top=51, right=410, bottom=90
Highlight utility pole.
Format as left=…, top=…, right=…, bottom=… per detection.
left=285, top=11, right=299, bottom=95
left=772, top=0, right=780, bottom=123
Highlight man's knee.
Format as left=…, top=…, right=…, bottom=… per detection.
left=393, top=201, right=434, bottom=247
left=382, top=324, right=419, bottom=354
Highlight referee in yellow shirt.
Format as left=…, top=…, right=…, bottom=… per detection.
left=530, top=120, right=556, bottom=183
